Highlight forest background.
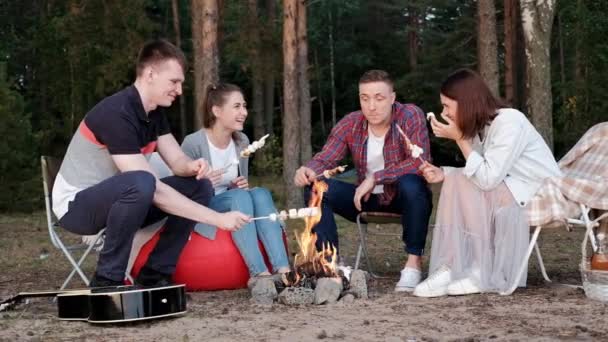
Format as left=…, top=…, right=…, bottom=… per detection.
left=1, top=0, right=606, bottom=211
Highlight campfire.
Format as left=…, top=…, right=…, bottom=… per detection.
left=283, top=180, right=339, bottom=288
left=248, top=166, right=368, bottom=305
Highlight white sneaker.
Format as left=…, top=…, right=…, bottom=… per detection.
left=394, top=267, right=422, bottom=292
left=447, top=270, right=481, bottom=296
left=412, top=265, right=452, bottom=297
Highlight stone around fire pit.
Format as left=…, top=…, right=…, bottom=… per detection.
left=249, top=277, right=278, bottom=305
left=278, top=286, right=315, bottom=305
left=347, top=270, right=368, bottom=299
left=314, top=277, right=343, bottom=305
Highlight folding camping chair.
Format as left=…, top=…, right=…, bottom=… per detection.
left=41, top=155, right=105, bottom=289
left=501, top=122, right=608, bottom=295
left=354, top=211, right=402, bottom=278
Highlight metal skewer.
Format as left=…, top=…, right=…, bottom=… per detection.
left=395, top=125, right=425, bottom=162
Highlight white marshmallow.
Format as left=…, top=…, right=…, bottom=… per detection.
left=288, top=209, right=298, bottom=219
left=268, top=213, right=277, bottom=221
left=297, top=208, right=309, bottom=218
left=279, top=210, right=288, bottom=220
left=426, top=112, right=436, bottom=121
left=411, top=145, right=424, bottom=158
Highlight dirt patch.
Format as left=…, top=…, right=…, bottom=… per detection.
left=1, top=205, right=607, bottom=341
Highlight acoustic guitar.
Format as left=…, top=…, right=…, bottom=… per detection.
left=0, top=284, right=187, bottom=323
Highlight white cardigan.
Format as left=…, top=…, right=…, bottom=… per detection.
left=445, top=108, right=561, bottom=207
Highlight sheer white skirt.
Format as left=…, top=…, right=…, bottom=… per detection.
left=428, top=169, right=530, bottom=292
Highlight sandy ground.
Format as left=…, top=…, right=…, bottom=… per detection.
left=2, top=281, right=607, bottom=341
left=2, top=212, right=608, bottom=341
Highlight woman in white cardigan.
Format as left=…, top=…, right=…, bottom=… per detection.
left=414, top=69, right=561, bottom=297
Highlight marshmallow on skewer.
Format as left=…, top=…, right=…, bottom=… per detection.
left=253, top=207, right=321, bottom=221
left=240, top=134, right=270, bottom=158
left=319, top=165, right=348, bottom=180
left=288, top=209, right=298, bottom=219
left=426, top=112, right=436, bottom=121
left=395, top=125, right=425, bottom=160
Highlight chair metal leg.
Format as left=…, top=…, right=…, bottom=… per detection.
left=354, top=233, right=364, bottom=271
left=54, top=229, right=104, bottom=289
left=354, top=215, right=366, bottom=271
left=356, top=214, right=387, bottom=278
left=534, top=242, right=551, bottom=283
left=500, top=225, right=542, bottom=295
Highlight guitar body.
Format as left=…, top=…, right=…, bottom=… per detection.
left=87, top=285, right=187, bottom=323
left=2, top=284, right=187, bottom=324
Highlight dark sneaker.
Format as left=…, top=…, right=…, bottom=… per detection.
left=135, top=266, right=174, bottom=287
left=89, top=274, right=124, bottom=288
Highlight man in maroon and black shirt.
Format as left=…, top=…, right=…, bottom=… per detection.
left=294, top=70, right=433, bottom=292
left=54, top=40, right=250, bottom=288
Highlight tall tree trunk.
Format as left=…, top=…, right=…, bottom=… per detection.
left=328, top=8, right=337, bottom=127
left=263, top=0, right=276, bottom=135
left=314, top=49, right=326, bottom=136
left=504, top=0, right=518, bottom=106
left=283, top=0, right=302, bottom=208
left=192, top=0, right=219, bottom=129
left=477, top=0, right=499, bottom=96
left=557, top=12, right=565, bottom=90
left=298, top=0, right=311, bottom=162
left=172, top=0, right=187, bottom=138
left=407, top=6, right=419, bottom=70
left=520, top=0, right=556, bottom=149
left=248, top=0, right=265, bottom=140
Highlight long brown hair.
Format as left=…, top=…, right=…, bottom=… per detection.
left=202, top=83, right=243, bottom=128
left=440, top=68, right=507, bottom=139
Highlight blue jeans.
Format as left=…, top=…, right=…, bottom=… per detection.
left=304, top=174, right=432, bottom=256
left=196, top=187, right=289, bottom=275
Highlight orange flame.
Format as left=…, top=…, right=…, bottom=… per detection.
left=292, top=180, right=338, bottom=283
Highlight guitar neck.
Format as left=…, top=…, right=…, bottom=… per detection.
left=1, top=289, right=88, bottom=307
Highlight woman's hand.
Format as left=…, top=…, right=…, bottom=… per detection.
left=430, top=115, right=463, bottom=141
left=206, top=169, right=225, bottom=187
left=419, top=160, right=445, bottom=183
left=229, top=176, right=249, bottom=190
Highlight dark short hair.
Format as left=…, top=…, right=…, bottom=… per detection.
left=440, top=68, right=507, bottom=139
left=136, top=39, right=187, bottom=76
left=202, top=83, right=243, bottom=128
left=359, top=69, right=394, bottom=89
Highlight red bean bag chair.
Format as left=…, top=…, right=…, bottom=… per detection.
left=131, top=227, right=288, bottom=291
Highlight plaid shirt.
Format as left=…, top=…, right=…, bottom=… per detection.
left=527, top=122, right=608, bottom=227
left=306, top=101, right=431, bottom=205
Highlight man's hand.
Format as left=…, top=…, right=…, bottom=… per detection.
left=229, top=176, right=249, bottom=190
left=430, top=115, right=463, bottom=141
left=217, top=211, right=251, bottom=231
left=187, top=158, right=211, bottom=180
left=206, top=169, right=226, bottom=187
left=354, top=176, right=375, bottom=211
left=294, top=166, right=317, bottom=187
left=419, top=160, right=445, bottom=183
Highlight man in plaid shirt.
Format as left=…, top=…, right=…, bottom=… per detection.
left=294, top=70, right=433, bottom=292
